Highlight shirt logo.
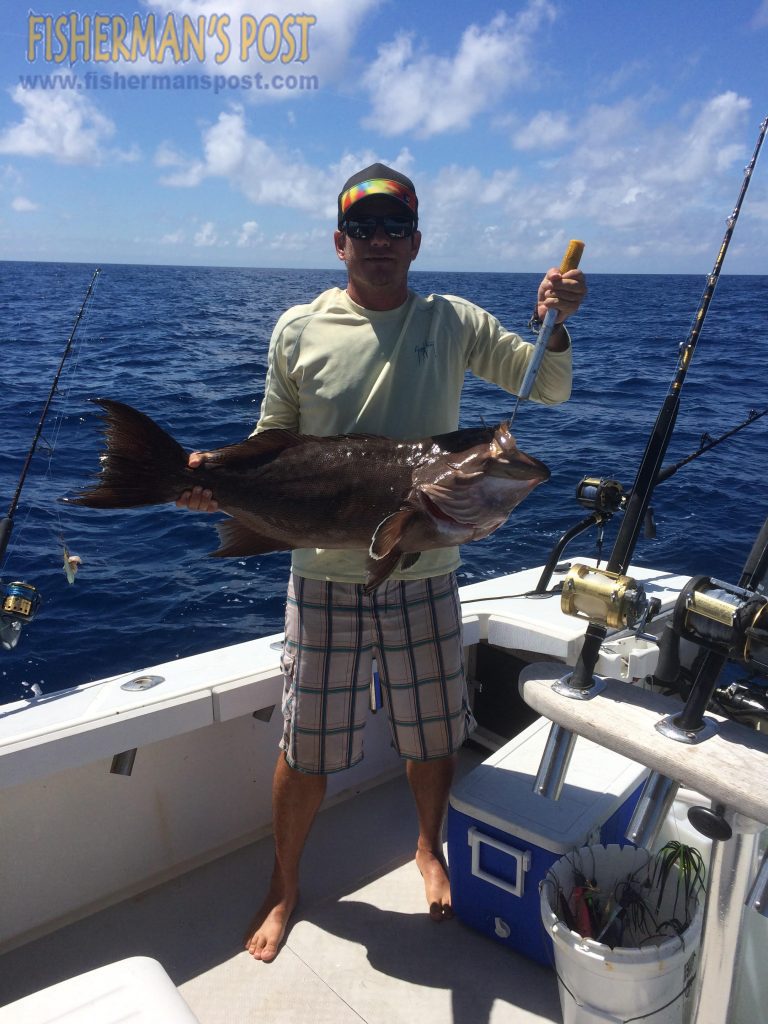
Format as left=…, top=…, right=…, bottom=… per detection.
left=415, top=340, right=434, bottom=364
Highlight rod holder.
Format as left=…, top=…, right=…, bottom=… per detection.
left=533, top=722, right=577, bottom=800
left=110, top=749, right=137, bottom=776
left=746, top=846, right=768, bottom=918
left=625, top=771, right=679, bottom=848
left=533, top=668, right=606, bottom=801
left=552, top=672, right=607, bottom=700
left=656, top=712, right=718, bottom=745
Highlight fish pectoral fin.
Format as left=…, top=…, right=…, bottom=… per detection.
left=365, top=509, right=419, bottom=593
left=211, top=519, right=292, bottom=558
left=369, top=509, right=415, bottom=560
left=399, top=552, right=421, bottom=570
left=364, top=551, right=402, bottom=593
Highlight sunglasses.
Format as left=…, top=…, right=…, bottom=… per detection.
left=342, top=215, right=415, bottom=240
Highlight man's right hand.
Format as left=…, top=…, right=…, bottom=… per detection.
left=176, top=452, right=219, bottom=512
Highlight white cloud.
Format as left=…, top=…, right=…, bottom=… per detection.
left=11, top=196, right=38, bottom=212
left=463, top=90, right=756, bottom=269
left=236, top=220, right=262, bottom=246
left=143, top=0, right=379, bottom=93
left=427, top=165, right=519, bottom=211
left=194, top=221, right=219, bottom=246
left=513, top=111, right=573, bottom=151
left=1, top=164, right=23, bottom=188
left=154, top=141, right=186, bottom=168
left=159, top=104, right=412, bottom=222
left=495, top=92, right=752, bottom=234
left=0, top=86, right=116, bottom=165
left=155, top=88, right=758, bottom=273
left=160, top=161, right=206, bottom=187
left=536, top=92, right=750, bottom=242
left=159, top=229, right=185, bottom=244
left=328, top=90, right=756, bottom=273
left=570, top=101, right=642, bottom=169
left=267, top=226, right=327, bottom=251
left=361, top=1, right=556, bottom=137
left=167, top=110, right=322, bottom=206
left=202, top=108, right=247, bottom=175
left=644, top=92, right=751, bottom=184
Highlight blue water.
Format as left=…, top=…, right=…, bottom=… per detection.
left=2, top=261, right=767, bottom=702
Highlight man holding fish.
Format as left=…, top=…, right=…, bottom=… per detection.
left=179, top=163, right=587, bottom=960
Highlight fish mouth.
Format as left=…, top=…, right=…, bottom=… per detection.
left=486, top=457, right=550, bottom=482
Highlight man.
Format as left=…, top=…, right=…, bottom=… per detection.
left=179, top=163, right=587, bottom=961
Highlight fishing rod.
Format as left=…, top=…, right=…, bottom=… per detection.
left=533, top=113, right=767, bottom=799
left=565, top=114, right=768, bottom=691
left=0, top=267, right=101, bottom=651
left=655, top=406, right=768, bottom=484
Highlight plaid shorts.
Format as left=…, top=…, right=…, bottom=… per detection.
left=279, top=572, right=475, bottom=774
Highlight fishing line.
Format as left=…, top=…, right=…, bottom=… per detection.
left=0, top=267, right=101, bottom=652
left=43, top=277, right=100, bottom=571
left=2, top=364, right=93, bottom=577
left=43, top=326, right=89, bottom=464
left=1, top=267, right=101, bottom=570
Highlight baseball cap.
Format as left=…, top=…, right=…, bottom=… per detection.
left=337, top=162, right=418, bottom=228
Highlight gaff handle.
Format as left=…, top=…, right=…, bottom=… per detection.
left=512, top=240, right=585, bottom=415
left=559, top=239, right=585, bottom=274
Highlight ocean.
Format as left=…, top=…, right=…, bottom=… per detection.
left=1, top=261, right=767, bottom=702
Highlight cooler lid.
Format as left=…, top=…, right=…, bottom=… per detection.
left=450, top=717, right=647, bottom=853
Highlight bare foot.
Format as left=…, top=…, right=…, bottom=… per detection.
left=244, top=883, right=298, bottom=961
left=415, top=846, right=453, bottom=921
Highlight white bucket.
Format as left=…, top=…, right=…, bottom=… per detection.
left=540, top=844, right=703, bottom=1024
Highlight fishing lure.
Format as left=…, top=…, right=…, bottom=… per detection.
left=61, top=544, right=83, bottom=585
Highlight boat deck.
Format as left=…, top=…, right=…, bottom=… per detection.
left=0, top=746, right=561, bottom=1024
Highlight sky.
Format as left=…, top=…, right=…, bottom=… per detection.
left=0, top=0, right=766, bottom=274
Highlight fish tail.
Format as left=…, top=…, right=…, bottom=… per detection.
left=64, top=398, right=189, bottom=508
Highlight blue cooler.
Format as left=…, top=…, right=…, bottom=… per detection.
left=448, top=717, right=647, bottom=965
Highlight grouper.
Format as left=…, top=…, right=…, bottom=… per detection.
left=65, top=399, right=550, bottom=591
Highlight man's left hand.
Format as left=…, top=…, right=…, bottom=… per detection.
left=536, top=268, right=587, bottom=325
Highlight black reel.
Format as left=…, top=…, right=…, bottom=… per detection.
left=673, top=575, right=768, bottom=672
left=575, top=476, right=625, bottom=515
left=652, top=576, right=768, bottom=727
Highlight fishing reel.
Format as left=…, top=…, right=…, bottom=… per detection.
left=560, top=563, right=660, bottom=633
left=0, top=581, right=42, bottom=651
left=672, top=576, right=768, bottom=673
left=576, top=477, right=659, bottom=538
left=575, top=477, right=625, bottom=515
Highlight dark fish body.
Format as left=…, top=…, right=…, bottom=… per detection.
left=66, top=399, right=550, bottom=590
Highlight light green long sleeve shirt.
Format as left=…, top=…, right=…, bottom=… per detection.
left=256, top=287, right=572, bottom=583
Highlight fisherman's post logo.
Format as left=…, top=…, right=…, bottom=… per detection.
left=27, top=12, right=316, bottom=65
left=23, top=11, right=319, bottom=94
